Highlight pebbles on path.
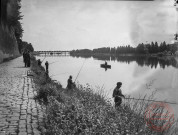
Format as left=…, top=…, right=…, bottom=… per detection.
left=0, top=57, right=44, bottom=135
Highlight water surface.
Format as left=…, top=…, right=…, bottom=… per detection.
left=36, top=55, right=178, bottom=117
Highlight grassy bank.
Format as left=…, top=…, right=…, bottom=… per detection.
left=30, top=56, right=177, bottom=135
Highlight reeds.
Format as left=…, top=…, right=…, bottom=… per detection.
left=30, top=56, right=178, bottom=135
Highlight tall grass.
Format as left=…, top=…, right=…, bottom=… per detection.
left=31, top=56, right=177, bottom=135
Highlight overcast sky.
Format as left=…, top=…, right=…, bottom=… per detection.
left=21, top=0, right=177, bottom=51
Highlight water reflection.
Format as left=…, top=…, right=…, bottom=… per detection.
left=70, top=54, right=92, bottom=59
left=93, top=55, right=110, bottom=61
left=37, top=55, right=178, bottom=118
left=70, top=54, right=178, bottom=69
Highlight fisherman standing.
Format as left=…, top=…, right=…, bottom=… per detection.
left=23, top=51, right=27, bottom=67
left=45, top=61, right=49, bottom=72
left=67, top=75, right=75, bottom=89
left=26, top=51, right=31, bottom=67
left=37, top=59, right=42, bottom=66
left=113, top=82, right=125, bottom=108
left=23, top=51, right=26, bottom=63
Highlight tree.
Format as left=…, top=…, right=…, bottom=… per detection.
left=150, top=42, right=155, bottom=53
left=161, top=41, right=167, bottom=52
left=170, top=44, right=177, bottom=54
left=136, top=43, right=146, bottom=54
left=110, top=47, right=116, bottom=54
left=1, top=0, right=24, bottom=53
left=154, top=42, right=159, bottom=53
left=21, top=41, right=34, bottom=52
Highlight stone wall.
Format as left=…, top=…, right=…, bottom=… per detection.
left=0, top=26, right=20, bottom=63
left=0, top=0, right=21, bottom=63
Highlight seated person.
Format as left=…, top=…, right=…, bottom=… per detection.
left=67, top=75, right=75, bottom=89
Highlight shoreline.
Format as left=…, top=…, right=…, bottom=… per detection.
left=30, top=55, right=177, bottom=135
left=70, top=52, right=176, bottom=58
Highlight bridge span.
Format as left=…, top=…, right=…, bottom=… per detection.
left=33, top=51, right=70, bottom=56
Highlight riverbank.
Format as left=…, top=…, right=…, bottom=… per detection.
left=31, top=56, right=177, bottom=135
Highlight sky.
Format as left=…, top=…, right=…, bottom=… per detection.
left=21, top=0, right=177, bottom=51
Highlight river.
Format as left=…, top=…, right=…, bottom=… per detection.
left=36, top=55, right=178, bottom=118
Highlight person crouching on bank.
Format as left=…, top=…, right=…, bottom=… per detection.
left=113, top=82, right=125, bottom=108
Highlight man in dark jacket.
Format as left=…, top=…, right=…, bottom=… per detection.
left=26, top=51, right=31, bottom=67
left=67, top=75, right=75, bottom=89
left=37, top=59, right=42, bottom=66
left=23, top=51, right=28, bottom=67
left=45, top=61, right=49, bottom=72
left=113, top=82, right=125, bottom=107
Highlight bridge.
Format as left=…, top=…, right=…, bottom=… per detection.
left=33, top=51, right=70, bottom=56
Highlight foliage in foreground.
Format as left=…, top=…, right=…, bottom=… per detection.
left=31, top=57, right=178, bottom=135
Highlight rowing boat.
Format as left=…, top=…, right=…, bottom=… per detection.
left=100, top=64, right=111, bottom=68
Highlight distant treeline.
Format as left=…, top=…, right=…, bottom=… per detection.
left=71, top=55, right=177, bottom=69
left=71, top=41, right=177, bottom=56
left=0, top=0, right=34, bottom=53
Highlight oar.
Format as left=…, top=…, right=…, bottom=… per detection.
left=124, top=97, right=178, bottom=105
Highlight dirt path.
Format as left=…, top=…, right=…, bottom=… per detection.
left=0, top=57, right=44, bottom=135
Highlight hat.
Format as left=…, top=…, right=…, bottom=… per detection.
left=117, top=82, right=122, bottom=86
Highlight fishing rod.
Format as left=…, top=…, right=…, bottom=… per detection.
left=49, top=61, right=60, bottom=65
left=74, top=59, right=86, bottom=83
left=41, top=55, right=47, bottom=63
left=124, top=97, right=178, bottom=105
left=41, top=47, right=54, bottom=63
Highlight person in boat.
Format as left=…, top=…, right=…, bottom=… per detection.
left=113, top=82, right=125, bottom=108
left=67, top=75, right=75, bottom=89
left=105, top=61, right=107, bottom=65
